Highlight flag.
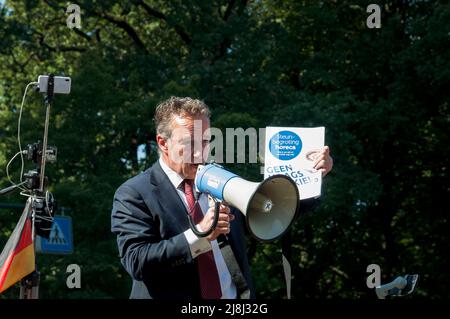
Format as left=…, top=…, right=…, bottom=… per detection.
left=0, top=201, right=35, bottom=293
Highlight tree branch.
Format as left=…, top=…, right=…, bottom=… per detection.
left=95, top=28, right=102, bottom=43
left=36, top=32, right=86, bottom=52
left=237, top=0, right=248, bottom=15
left=212, top=0, right=248, bottom=62
left=223, top=0, right=236, bottom=21
left=135, top=0, right=166, bottom=20
left=98, top=12, right=149, bottom=54
left=135, top=0, right=191, bottom=45
left=10, top=52, right=36, bottom=73
left=73, top=28, right=92, bottom=42
left=330, top=266, right=350, bottom=280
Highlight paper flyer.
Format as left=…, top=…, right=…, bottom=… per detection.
left=264, top=126, right=325, bottom=200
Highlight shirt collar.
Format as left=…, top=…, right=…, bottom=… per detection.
left=159, top=157, right=185, bottom=190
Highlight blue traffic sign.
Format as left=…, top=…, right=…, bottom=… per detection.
left=37, top=215, right=73, bottom=254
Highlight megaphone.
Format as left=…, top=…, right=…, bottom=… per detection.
left=195, top=164, right=299, bottom=241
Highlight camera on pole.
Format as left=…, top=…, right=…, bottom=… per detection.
left=0, top=74, right=71, bottom=298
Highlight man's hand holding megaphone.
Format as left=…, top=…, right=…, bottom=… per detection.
left=198, top=203, right=235, bottom=241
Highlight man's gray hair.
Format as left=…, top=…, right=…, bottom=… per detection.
left=154, top=96, right=211, bottom=139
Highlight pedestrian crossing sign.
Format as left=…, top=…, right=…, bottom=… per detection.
left=36, top=215, right=73, bottom=254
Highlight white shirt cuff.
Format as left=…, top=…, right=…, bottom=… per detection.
left=184, top=227, right=212, bottom=258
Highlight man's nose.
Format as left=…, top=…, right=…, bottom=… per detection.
left=192, top=145, right=203, bottom=163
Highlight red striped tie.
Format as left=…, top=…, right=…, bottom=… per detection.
left=183, top=179, right=222, bottom=299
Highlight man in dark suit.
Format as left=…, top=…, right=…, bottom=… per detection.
left=111, top=97, right=333, bottom=299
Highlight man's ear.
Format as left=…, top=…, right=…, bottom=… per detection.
left=156, top=135, right=168, bottom=153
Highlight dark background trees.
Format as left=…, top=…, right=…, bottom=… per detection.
left=0, top=0, right=448, bottom=298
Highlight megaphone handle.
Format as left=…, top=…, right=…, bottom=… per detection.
left=188, top=199, right=220, bottom=238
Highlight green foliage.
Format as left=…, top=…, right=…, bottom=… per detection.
left=0, top=0, right=448, bottom=299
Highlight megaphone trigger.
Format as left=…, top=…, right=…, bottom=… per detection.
left=207, top=194, right=219, bottom=208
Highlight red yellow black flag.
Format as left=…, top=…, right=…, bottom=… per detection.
left=0, top=202, right=35, bottom=293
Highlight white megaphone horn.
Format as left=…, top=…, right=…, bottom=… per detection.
left=195, top=164, right=300, bottom=241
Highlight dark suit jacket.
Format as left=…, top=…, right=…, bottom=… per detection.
left=111, top=161, right=255, bottom=299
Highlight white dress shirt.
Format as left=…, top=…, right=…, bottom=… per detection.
left=159, top=158, right=237, bottom=299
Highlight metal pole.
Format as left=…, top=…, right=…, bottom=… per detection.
left=39, top=74, right=54, bottom=192
left=39, top=102, right=51, bottom=192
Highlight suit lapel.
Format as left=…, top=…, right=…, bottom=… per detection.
left=150, top=161, right=190, bottom=232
